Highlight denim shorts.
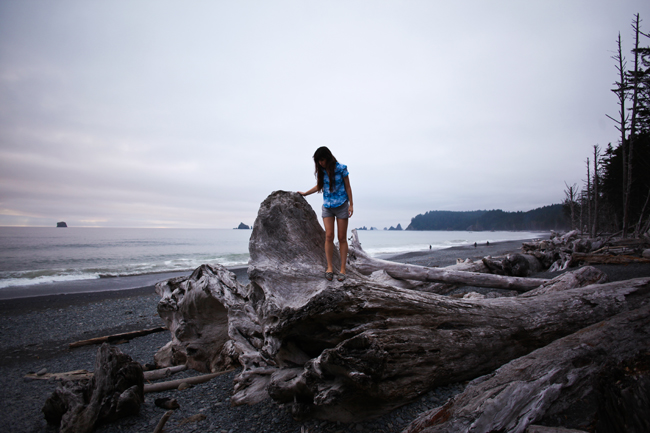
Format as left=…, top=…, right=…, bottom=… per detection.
left=322, top=201, right=349, bottom=219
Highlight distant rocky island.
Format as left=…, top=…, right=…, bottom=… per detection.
left=386, top=224, right=403, bottom=231
left=355, top=226, right=378, bottom=231
left=235, top=222, right=251, bottom=230
left=56, top=221, right=67, bottom=228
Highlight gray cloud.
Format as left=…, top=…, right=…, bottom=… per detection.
left=1, top=0, right=647, bottom=229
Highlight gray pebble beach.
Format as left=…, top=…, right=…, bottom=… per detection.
left=0, top=286, right=463, bottom=433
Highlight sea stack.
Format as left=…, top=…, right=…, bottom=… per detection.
left=56, top=221, right=67, bottom=228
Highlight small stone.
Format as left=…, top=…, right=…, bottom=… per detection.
left=178, top=382, right=192, bottom=390
left=36, top=368, right=48, bottom=376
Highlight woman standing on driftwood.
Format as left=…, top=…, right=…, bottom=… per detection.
left=299, top=147, right=353, bottom=281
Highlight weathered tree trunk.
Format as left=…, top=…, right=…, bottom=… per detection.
left=348, top=230, right=548, bottom=292
left=154, top=191, right=650, bottom=423
left=42, top=343, right=144, bottom=433
left=403, top=304, right=650, bottom=433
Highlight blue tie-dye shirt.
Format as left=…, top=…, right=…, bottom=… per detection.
left=322, top=162, right=349, bottom=208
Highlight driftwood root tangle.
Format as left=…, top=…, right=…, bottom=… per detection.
left=42, top=343, right=144, bottom=433
left=155, top=264, right=242, bottom=372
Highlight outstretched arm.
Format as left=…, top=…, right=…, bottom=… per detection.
left=298, top=186, right=318, bottom=196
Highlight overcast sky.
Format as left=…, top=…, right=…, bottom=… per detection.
left=1, top=1, right=648, bottom=229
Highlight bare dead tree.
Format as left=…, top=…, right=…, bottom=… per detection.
left=563, top=182, right=578, bottom=230
left=624, top=14, right=643, bottom=239
left=579, top=187, right=585, bottom=231
left=585, top=157, right=591, bottom=233
left=607, top=33, right=629, bottom=236
left=592, top=145, right=601, bottom=237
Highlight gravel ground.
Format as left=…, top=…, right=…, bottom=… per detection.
left=0, top=286, right=465, bottom=433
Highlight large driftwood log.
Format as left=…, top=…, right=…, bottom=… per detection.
left=403, top=304, right=650, bottom=433
left=42, top=343, right=144, bottom=433
left=348, top=230, right=548, bottom=292
left=154, top=191, right=650, bottom=422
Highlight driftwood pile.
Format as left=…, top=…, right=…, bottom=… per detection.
left=152, top=191, right=650, bottom=432
left=513, top=229, right=650, bottom=273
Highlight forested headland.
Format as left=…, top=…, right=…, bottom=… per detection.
left=406, top=204, right=567, bottom=231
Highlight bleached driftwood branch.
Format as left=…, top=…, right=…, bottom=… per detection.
left=68, top=326, right=167, bottom=349
left=144, top=369, right=234, bottom=393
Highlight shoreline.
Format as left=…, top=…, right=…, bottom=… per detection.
left=385, top=238, right=540, bottom=268
left=0, top=239, right=542, bottom=311
left=0, top=266, right=249, bottom=300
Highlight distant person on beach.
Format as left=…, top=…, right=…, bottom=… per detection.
left=298, top=146, right=353, bottom=282
left=474, top=242, right=477, bottom=248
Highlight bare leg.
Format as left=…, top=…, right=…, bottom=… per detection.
left=337, top=217, right=349, bottom=274
left=323, top=217, right=335, bottom=273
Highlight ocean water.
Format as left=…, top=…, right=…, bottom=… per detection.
left=0, top=227, right=544, bottom=291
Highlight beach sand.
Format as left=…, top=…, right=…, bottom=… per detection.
left=2, top=240, right=650, bottom=432
left=387, top=239, right=533, bottom=268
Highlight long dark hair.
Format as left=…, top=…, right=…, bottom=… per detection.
left=313, top=146, right=337, bottom=193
